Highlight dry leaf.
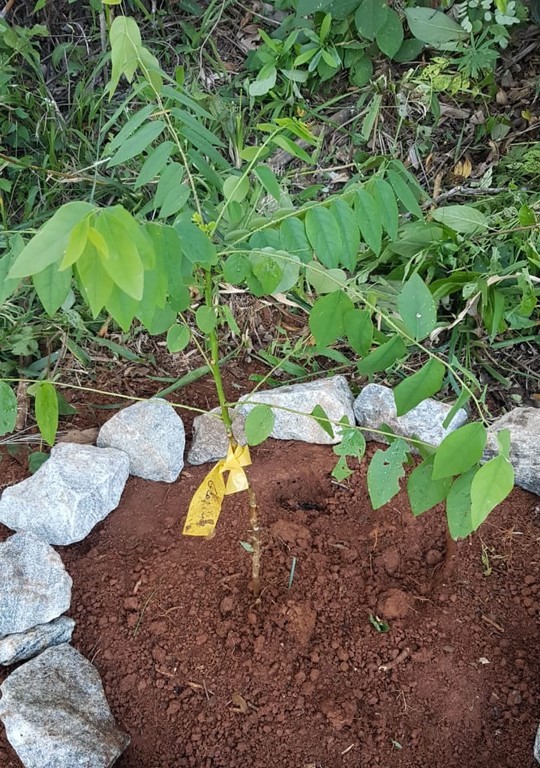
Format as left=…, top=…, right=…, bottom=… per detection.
left=231, top=693, right=249, bottom=714
left=452, top=158, right=472, bottom=178
left=57, top=428, right=99, bottom=445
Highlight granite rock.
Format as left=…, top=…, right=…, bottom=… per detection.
left=0, top=643, right=129, bottom=768
left=483, top=407, right=539, bottom=497
left=0, top=443, right=129, bottom=545
left=97, top=398, right=185, bottom=482
left=237, top=376, right=355, bottom=445
left=353, top=383, right=468, bottom=448
left=0, top=616, right=75, bottom=666
left=0, top=532, right=72, bottom=639
left=187, top=408, right=246, bottom=465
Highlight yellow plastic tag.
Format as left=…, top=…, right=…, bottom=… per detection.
left=182, top=444, right=251, bottom=537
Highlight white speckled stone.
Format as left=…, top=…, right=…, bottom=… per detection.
left=0, top=443, right=130, bottom=545
left=353, top=383, right=468, bottom=447
left=237, top=375, right=355, bottom=445
left=483, top=407, right=539, bottom=497
left=0, top=644, right=129, bottom=768
left=0, top=532, right=72, bottom=639
left=97, top=398, right=185, bottom=482
left=188, top=408, right=246, bottom=465
left=0, top=616, right=75, bottom=666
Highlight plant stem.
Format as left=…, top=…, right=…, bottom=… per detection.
left=248, top=483, right=261, bottom=597
left=204, top=269, right=234, bottom=439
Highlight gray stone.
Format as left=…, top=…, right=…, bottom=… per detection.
left=237, top=375, right=355, bottom=445
left=353, top=383, right=468, bottom=448
left=484, top=407, right=539, bottom=497
left=0, top=616, right=75, bottom=666
left=534, top=723, right=540, bottom=762
left=0, top=532, right=72, bottom=639
left=97, top=398, right=185, bottom=482
left=188, top=408, right=246, bottom=465
left=0, top=443, right=130, bottom=545
left=0, top=644, right=129, bottom=768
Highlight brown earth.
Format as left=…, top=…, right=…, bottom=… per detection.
left=0, top=377, right=539, bottom=768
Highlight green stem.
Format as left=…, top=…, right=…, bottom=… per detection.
left=204, top=269, right=234, bottom=439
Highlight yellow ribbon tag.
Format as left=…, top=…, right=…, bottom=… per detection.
left=183, top=444, right=251, bottom=537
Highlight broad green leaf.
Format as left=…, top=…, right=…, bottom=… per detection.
left=328, top=0, right=362, bottom=18
left=28, top=451, right=49, bottom=474
left=357, top=336, right=407, bottom=375
left=305, top=263, right=347, bottom=294
left=370, top=178, right=399, bottom=240
left=59, top=215, right=90, bottom=269
left=367, top=438, right=409, bottom=509
left=405, top=7, right=468, bottom=47
left=394, top=358, right=445, bottom=416
left=138, top=300, right=176, bottom=335
left=166, top=324, right=190, bottom=353
left=432, top=423, right=487, bottom=480
left=0, top=382, right=17, bottom=436
left=332, top=455, right=354, bottom=481
left=386, top=169, right=423, bottom=218
left=344, top=308, right=373, bottom=357
left=175, top=221, right=218, bottom=267
left=94, top=207, right=144, bottom=300
left=360, top=94, right=382, bottom=142
left=329, top=199, right=360, bottom=271
left=355, top=0, right=388, bottom=40
left=223, top=174, right=250, bottom=204
left=254, top=165, right=282, bottom=202
left=497, top=428, right=511, bottom=461
left=432, top=205, right=488, bottom=234
left=309, top=290, right=354, bottom=346
left=397, top=273, right=437, bottom=341
left=34, top=381, right=58, bottom=446
left=195, top=305, right=217, bottom=334
left=470, top=456, right=514, bottom=529
left=375, top=8, right=403, bottom=58
left=280, top=218, right=312, bottom=263
left=310, top=404, right=334, bottom=439
left=355, top=189, right=382, bottom=255
left=105, top=284, right=138, bottom=331
left=0, top=243, right=21, bottom=304
left=8, top=202, right=95, bottom=278
left=106, top=105, right=155, bottom=153
left=159, top=183, right=191, bottom=219
left=245, top=404, right=275, bottom=446
left=250, top=252, right=283, bottom=294
left=107, top=120, right=165, bottom=167
left=407, top=455, right=452, bottom=516
left=248, top=63, right=277, bottom=97
left=333, top=422, right=366, bottom=459
left=223, top=252, right=249, bottom=284
left=135, top=141, right=175, bottom=188
left=108, top=15, right=142, bottom=97
left=271, top=134, right=313, bottom=164
left=75, top=242, right=114, bottom=317
left=350, top=54, right=373, bottom=87
left=33, top=263, right=72, bottom=316
left=393, top=37, right=424, bottom=62
left=446, top=468, right=476, bottom=540
left=305, top=206, right=343, bottom=268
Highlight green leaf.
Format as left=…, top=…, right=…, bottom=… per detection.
left=60, top=215, right=91, bottom=270
left=344, top=308, right=373, bottom=357
left=309, top=290, right=354, bottom=346
left=407, top=455, right=452, bottom=516
left=75, top=242, right=114, bottom=317
left=405, top=7, right=468, bottom=47
left=432, top=423, right=487, bottom=480
left=397, top=273, right=437, bottom=341
left=355, top=189, right=382, bottom=255
left=470, top=456, right=514, bottom=529
left=34, top=381, right=58, bottom=447
left=0, top=382, right=17, bottom=436
left=328, top=199, right=360, bottom=271
left=248, top=63, right=277, bottom=97
left=56, top=391, right=77, bottom=416
left=355, top=0, right=388, bottom=40
left=108, top=15, right=143, bottom=97
left=175, top=222, right=218, bottom=267
left=106, top=105, right=155, bottom=153
left=305, top=206, right=343, bottom=268
left=8, top=202, right=95, bottom=278
left=446, top=468, right=476, bottom=540
left=28, top=451, right=49, bottom=474
left=32, top=264, right=72, bottom=316
left=250, top=252, right=283, bottom=294
left=497, top=428, right=511, bottom=461
left=223, top=174, right=250, bottom=204
left=254, top=165, right=282, bottom=202
left=93, top=207, right=144, bottom=300
left=332, top=455, right=354, bottom=481
left=105, top=284, right=139, bottom=332
left=107, top=120, right=165, bottom=167
left=166, top=324, right=190, bottom=353
left=367, top=438, right=409, bottom=509
left=431, top=205, right=488, bottom=235
left=270, top=134, right=313, bottom=164
left=0, top=242, right=22, bottom=304
left=245, top=404, right=275, bottom=446
left=333, top=422, right=366, bottom=459
left=305, top=264, right=347, bottom=294
left=394, top=358, right=445, bottom=416
left=195, top=305, right=217, bottom=334
left=357, top=336, right=407, bottom=375
left=375, top=8, right=404, bottom=57
left=386, top=169, right=423, bottom=218
left=310, top=404, right=334, bottom=439
left=223, top=252, right=249, bottom=284
left=280, top=218, right=312, bottom=263
left=370, top=178, right=399, bottom=240
left=393, top=37, right=425, bottom=63
left=135, top=142, right=175, bottom=188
